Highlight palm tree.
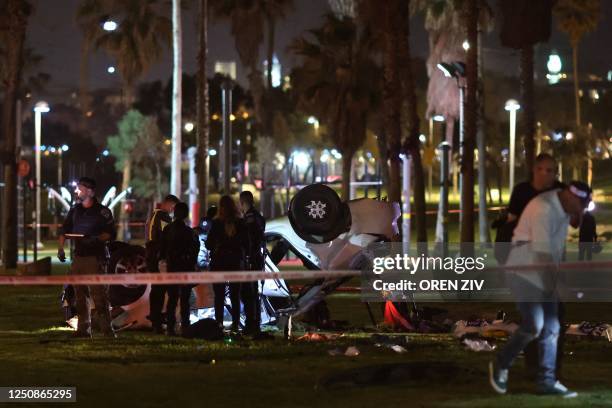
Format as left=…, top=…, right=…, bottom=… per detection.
left=0, top=0, right=30, bottom=268
left=76, top=0, right=110, bottom=119
left=460, top=0, right=478, bottom=244
left=197, top=0, right=211, bottom=217
left=554, top=0, right=601, bottom=128
left=291, top=13, right=380, bottom=199
left=500, top=0, right=555, bottom=172
left=213, top=0, right=292, bottom=135
left=93, top=0, right=172, bottom=108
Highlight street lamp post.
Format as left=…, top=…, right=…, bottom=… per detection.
left=34, top=101, right=50, bottom=251
left=221, top=79, right=233, bottom=194
left=505, top=99, right=520, bottom=194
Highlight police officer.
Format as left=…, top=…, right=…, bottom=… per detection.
left=57, top=177, right=115, bottom=338
left=145, top=194, right=179, bottom=333
left=159, top=202, right=201, bottom=336
left=239, top=191, right=266, bottom=335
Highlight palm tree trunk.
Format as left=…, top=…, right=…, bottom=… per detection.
left=1, top=0, right=27, bottom=269
left=117, top=160, right=131, bottom=242
left=170, top=0, right=183, bottom=198
left=460, top=0, right=477, bottom=245
left=477, top=29, right=490, bottom=244
left=78, top=39, right=91, bottom=129
left=382, top=0, right=402, bottom=206
left=572, top=44, right=581, bottom=127
left=397, top=0, right=427, bottom=244
left=266, top=13, right=275, bottom=90
left=197, top=0, right=210, bottom=220
left=521, top=43, right=536, bottom=173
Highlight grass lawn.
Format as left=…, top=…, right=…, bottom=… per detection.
left=1, top=280, right=611, bottom=408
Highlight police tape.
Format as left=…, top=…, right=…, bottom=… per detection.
left=0, top=260, right=610, bottom=286
left=0, top=269, right=361, bottom=286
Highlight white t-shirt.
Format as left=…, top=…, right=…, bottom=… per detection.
left=507, top=189, right=570, bottom=289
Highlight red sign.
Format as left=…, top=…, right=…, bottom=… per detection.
left=17, top=160, right=30, bottom=177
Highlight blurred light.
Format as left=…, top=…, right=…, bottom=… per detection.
left=40, top=145, right=47, bottom=151
left=86, top=111, right=93, bottom=117
left=49, top=147, right=56, bottom=153
left=320, top=151, right=330, bottom=163
left=462, top=40, right=470, bottom=51
left=212, top=114, right=219, bottom=121
left=504, top=99, right=520, bottom=112
left=44, top=151, right=50, bottom=156
left=547, top=52, right=562, bottom=74
left=587, top=201, right=596, bottom=212
left=164, top=139, right=172, bottom=145
left=433, top=115, right=445, bottom=122
left=33, top=101, right=50, bottom=113
left=491, top=189, right=500, bottom=202
left=107, top=66, right=116, bottom=74
left=209, top=148, right=217, bottom=156
left=293, top=151, right=310, bottom=169
left=242, top=112, right=249, bottom=119
left=230, top=114, right=236, bottom=121
left=184, top=122, right=194, bottom=132
left=102, top=20, right=118, bottom=31
left=307, top=116, right=317, bottom=124
left=236, top=139, right=241, bottom=146
left=566, top=132, right=574, bottom=140
left=61, top=144, right=69, bottom=152
left=419, top=134, right=427, bottom=143
left=552, top=131, right=563, bottom=142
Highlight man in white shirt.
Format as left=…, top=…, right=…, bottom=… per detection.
left=489, top=181, right=592, bottom=398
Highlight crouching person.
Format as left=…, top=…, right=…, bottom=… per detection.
left=159, top=202, right=200, bottom=336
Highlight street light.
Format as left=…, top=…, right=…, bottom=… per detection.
left=437, top=61, right=466, bottom=217
left=102, top=20, right=118, bottom=31
left=505, top=99, right=521, bottom=193
left=107, top=66, right=116, bottom=74
left=184, top=121, right=194, bottom=132
left=34, top=101, right=50, bottom=250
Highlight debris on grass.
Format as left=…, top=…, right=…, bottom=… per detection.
left=328, top=346, right=360, bottom=357
left=296, top=332, right=343, bottom=342
left=462, top=338, right=496, bottom=352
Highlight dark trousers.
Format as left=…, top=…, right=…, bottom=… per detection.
left=149, top=284, right=166, bottom=329
left=240, top=281, right=258, bottom=332
left=524, top=302, right=566, bottom=380
left=213, top=282, right=241, bottom=327
left=166, top=285, right=192, bottom=331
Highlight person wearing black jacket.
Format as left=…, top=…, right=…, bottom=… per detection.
left=205, top=195, right=250, bottom=332
left=145, top=194, right=179, bottom=333
left=240, top=191, right=266, bottom=334
left=159, top=202, right=200, bottom=336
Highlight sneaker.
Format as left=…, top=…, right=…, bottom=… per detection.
left=538, top=381, right=578, bottom=398
left=489, top=361, right=508, bottom=394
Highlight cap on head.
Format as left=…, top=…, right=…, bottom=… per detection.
left=78, top=177, right=96, bottom=190
left=567, top=181, right=592, bottom=206
left=173, top=202, right=189, bottom=220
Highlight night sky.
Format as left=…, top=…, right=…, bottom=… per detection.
left=27, top=0, right=612, bottom=103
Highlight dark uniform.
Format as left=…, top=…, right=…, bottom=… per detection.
left=579, top=211, right=597, bottom=261
left=206, top=218, right=249, bottom=329
left=145, top=208, right=173, bottom=331
left=61, top=198, right=115, bottom=336
left=243, top=207, right=266, bottom=333
left=159, top=219, right=200, bottom=334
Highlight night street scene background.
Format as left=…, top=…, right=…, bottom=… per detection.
left=1, top=0, right=612, bottom=407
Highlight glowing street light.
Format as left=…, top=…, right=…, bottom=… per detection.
left=34, top=101, right=50, bottom=250
left=107, top=66, right=116, bottom=74
left=102, top=20, right=118, bottom=31
left=462, top=40, right=470, bottom=51
left=184, top=122, right=194, bottom=132
left=505, top=99, right=521, bottom=192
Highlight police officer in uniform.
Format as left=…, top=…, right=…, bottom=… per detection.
left=57, top=177, right=115, bottom=338
left=144, top=194, right=179, bottom=333
left=239, top=191, right=266, bottom=335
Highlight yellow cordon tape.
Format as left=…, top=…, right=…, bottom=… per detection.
left=0, top=270, right=360, bottom=286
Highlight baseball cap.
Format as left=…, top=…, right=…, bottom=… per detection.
left=568, top=181, right=592, bottom=205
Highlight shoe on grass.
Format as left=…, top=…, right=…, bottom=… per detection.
left=488, top=361, right=508, bottom=394
left=537, top=381, right=578, bottom=398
